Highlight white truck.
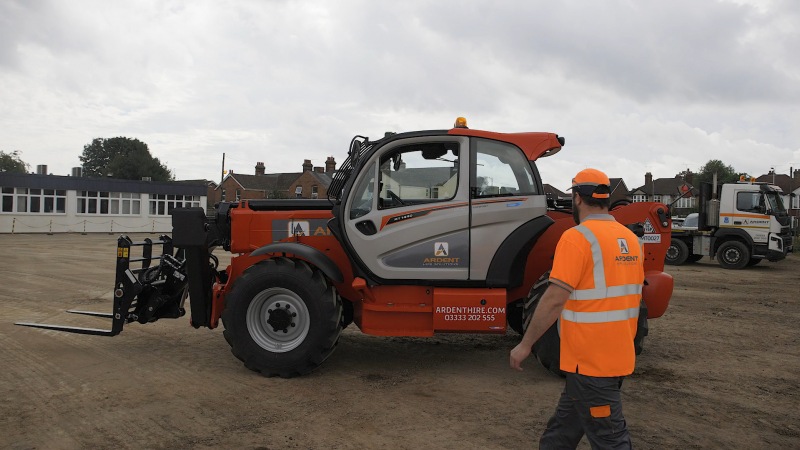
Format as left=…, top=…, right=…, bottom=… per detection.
left=666, top=179, right=794, bottom=269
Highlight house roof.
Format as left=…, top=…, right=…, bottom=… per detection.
left=307, top=171, right=334, bottom=187
left=609, top=178, right=628, bottom=195
left=631, top=175, right=696, bottom=196
left=0, top=172, right=207, bottom=196
left=223, top=173, right=302, bottom=192
left=543, top=183, right=568, bottom=198
left=755, top=173, right=800, bottom=193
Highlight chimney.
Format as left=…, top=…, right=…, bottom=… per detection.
left=645, top=172, right=653, bottom=191
left=684, top=170, right=693, bottom=185
left=314, top=167, right=323, bottom=173
left=302, top=159, right=313, bottom=172
left=36, top=164, right=48, bottom=175
left=71, top=167, right=83, bottom=178
left=325, top=156, right=336, bottom=173
left=255, top=161, right=265, bottom=176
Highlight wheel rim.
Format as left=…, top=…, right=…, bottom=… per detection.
left=723, top=248, right=739, bottom=264
left=722, top=247, right=740, bottom=264
left=666, top=245, right=679, bottom=261
left=246, top=287, right=311, bottom=353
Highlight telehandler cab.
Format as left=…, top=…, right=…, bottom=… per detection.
left=18, top=119, right=674, bottom=377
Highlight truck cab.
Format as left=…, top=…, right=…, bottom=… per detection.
left=713, top=181, right=793, bottom=261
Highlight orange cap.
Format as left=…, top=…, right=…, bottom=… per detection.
left=568, top=168, right=611, bottom=199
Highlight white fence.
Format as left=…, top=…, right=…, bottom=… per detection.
left=0, top=215, right=173, bottom=234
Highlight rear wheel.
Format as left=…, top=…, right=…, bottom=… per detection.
left=716, top=241, right=750, bottom=270
left=665, top=239, right=689, bottom=265
left=222, top=257, right=343, bottom=377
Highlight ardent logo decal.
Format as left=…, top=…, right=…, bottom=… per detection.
left=290, top=221, right=309, bottom=236
left=618, top=238, right=630, bottom=254
left=435, top=242, right=449, bottom=256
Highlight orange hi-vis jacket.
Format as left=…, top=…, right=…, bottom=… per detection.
left=549, top=214, right=645, bottom=377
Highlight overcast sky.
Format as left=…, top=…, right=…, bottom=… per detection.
left=1, top=0, right=798, bottom=191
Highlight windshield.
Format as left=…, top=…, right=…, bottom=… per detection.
left=765, top=192, right=786, bottom=213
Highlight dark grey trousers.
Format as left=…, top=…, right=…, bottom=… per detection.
left=539, top=373, right=632, bottom=450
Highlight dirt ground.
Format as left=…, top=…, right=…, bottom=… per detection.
left=1, top=233, right=798, bottom=449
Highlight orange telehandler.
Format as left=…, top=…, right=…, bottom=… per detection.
left=18, top=119, right=674, bottom=377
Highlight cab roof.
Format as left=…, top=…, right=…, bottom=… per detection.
left=448, top=128, right=564, bottom=161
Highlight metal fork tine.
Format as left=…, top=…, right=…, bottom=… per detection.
left=67, top=310, right=114, bottom=319
left=14, top=322, right=117, bottom=336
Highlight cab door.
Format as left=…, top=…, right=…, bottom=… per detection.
left=343, top=136, right=471, bottom=280
left=468, top=138, right=548, bottom=280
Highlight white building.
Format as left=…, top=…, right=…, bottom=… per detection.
left=0, top=172, right=207, bottom=234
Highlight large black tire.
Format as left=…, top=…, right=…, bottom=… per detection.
left=610, top=199, right=631, bottom=210
left=716, top=241, right=750, bottom=270
left=221, top=257, right=343, bottom=378
left=507, top=299, right=524, bottom=335
left=522, top=272, right=563, bottom=377
left=665, top=238, right=690, bottom=265
left=634, top=299, right=648, bottom=355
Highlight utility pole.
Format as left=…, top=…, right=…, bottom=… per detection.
left=220, top=153, right=226, bottom=185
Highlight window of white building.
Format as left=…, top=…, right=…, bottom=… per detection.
left=2, top=187, right=67, bottom=213
left=148, top=194, right=201, bottom=216
left=675, top=196, right=694, bottom=209
left=78, top=191, right=141, bottom=215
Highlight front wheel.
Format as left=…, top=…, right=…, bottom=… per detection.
left=222, top=257, right=343, bottom=377
left=716, top=241, right=750, bottom=270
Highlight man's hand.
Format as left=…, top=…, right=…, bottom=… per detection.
left=509, top=343, right=532, bottom=371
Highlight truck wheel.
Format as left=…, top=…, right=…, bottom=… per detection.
left=665, top=239, right=689, bottom=265
left=522, top=272, right=563, bottom=377
left=222, top=257, right=343, bottom=377
left=716, top=241, right=750, bottom=270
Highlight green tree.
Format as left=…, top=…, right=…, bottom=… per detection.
left=696, top=159, right=739, bottom=185
left=0, top=150, right=29, bottom=173
left=79, top=137, right=173, bottom=181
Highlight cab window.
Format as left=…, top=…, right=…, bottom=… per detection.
left=736, top=192, right=765, bottom=213
left=349, top=162, right=376, bottom=219
left=378, top=142, right=460, bottom=210
left=474, top=139, right=537, bottom=197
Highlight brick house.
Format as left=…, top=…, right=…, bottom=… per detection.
left=630, top=172, right=697, bottom=216
left=212, top=157, right=337, bottom=204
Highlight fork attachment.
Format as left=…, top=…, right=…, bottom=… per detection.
left=16, top=235, right=189, bottom=336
